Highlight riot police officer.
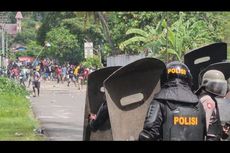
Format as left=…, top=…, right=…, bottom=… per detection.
left=224, top=78, right=230, bottom=140
left=88, top=91, right=109, bottom=132
left=225, top=78, right=230, bottom=99
left=196, top=70, right=229, bottom=141
left=139, top=61, right=206, bottom=141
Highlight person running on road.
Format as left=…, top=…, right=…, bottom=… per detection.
left=19, top=67, right=26, bottom=87
left=77, top=64, right=84, bottom=90
left=61, top=64, right=67, bottom=83
left=32, top=68, right=41, bottom=97
left=67, top=65, right=76, bottom=87
left=56, top=66, right=62, bottom=84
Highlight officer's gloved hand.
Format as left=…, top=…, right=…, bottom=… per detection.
left=221, top=122, right=230, bottom=139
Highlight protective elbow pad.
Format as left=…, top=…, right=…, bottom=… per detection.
left=144, top=102, right=160, bottom=129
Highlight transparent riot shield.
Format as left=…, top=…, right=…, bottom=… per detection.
left=83, top=66, right=121, bottom=141
left=104, top=58, right=165, bottom=140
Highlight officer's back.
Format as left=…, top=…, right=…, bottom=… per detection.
left=139, top=61, right=206, bottom=141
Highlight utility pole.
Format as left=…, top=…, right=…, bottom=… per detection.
left=1, top=25, right=4, bottom=68
left=0, top=12, right=8, bottom=68
left=32, top=42, right=51, bottom=66
left=5, top=34, right=8, bottom=68
left=0, top=27, right=2, bottom=68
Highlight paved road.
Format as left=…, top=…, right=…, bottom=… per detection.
left=29, top=81, right=86, bottom=141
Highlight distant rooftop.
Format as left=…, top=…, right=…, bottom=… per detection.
left=0, top=23, right=17, bottom=35
left=0, top=12, right=23, bottom=36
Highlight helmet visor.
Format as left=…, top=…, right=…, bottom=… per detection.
left=204, top=79, right=227, bottom=97
left=227, top=78, right=230, bottom=92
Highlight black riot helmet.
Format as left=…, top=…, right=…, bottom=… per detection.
left=166, top=61, right=193, bottom=87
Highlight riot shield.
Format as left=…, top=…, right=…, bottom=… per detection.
left=184, top=42, right=227, bottom=91
left=104, top=58, right=165, bottom=140
left=215, top=98, right=230, bottom=123
left=83, top=66, right=121, bottom=141
left=198, top=61, right=230, bottom=85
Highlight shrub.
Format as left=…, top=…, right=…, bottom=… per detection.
left=0, top=77, right=28, bottom=96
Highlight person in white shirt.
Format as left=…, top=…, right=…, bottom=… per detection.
left=32, top=68, right=41, bottom=97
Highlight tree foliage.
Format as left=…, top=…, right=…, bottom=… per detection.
left=119, top=12, right=226, bottom=62
left=45, top=26, right=81, bottom=64
left=81, top=56, right=103, bottom=69
left=10, top=12, right=229, bottom=64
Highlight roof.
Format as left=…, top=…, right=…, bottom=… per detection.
left=0, top=23, right=17, bottom=35
left=11, top=43, right=25, bottom=48
left=18, top=56, right=34, bottom=62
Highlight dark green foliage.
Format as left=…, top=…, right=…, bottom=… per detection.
left=81, top=56, right=103, bottom=69
left=10, top=12, right=229, bottom=63
left=0, top=77, right=28, bottom=96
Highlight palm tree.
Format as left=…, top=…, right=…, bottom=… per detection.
left=96, top=12, right=116, bottom=55
left=76, top=12, right=116, bottom=55
left=119, top=12, right=212, bottom=62
left=119, top=22, right=163, bottom=56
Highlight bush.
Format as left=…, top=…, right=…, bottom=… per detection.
left=0, top=77, right=28, bottom=96
left=0, top=77, right=45, bottom=140
left=81, top=55, right=103, bottom=69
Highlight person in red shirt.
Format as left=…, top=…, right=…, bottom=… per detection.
left=56, top=66, right=62, bottom=84
left=83, top=68, right=89, bottom=82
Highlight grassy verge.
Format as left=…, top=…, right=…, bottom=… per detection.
left=0, top=77, right=46, bottom=140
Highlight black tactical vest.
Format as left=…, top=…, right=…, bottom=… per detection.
left=162, top=101, right=206, bottom=141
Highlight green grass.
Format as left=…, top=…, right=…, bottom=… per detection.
left=0, top=77, right=47, bottom=140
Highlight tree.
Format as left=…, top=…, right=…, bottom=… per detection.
left=11, top=12, right=43, bottom=60
left=81, top=55, right=103, bottom=69
left=107, top=12, right=176, bottom=55
left=160, top=14, right=212, bottom=61
left=119, top=12, right=225, bottom=61
left=60, top=15, right=104, bottom=52
left=13, top=21, right=38, bottom=45
left=222, top=12, right=230, bottom=60
left=96, top=12, right=116, bottom=55
left=37, top=12, right=76, bottom=46
left=45, top=26, right=82, bottom=64
left=14, top=11, right=227, bottom=64
left=119, top=22, right=163, bottom=55
left=63, top=12, right=116, bottom=56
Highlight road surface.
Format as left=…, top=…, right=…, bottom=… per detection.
left=29, top=81, right=86, bottom=141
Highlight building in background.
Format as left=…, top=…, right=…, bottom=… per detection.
left=0, top=12, right=23, bottom=68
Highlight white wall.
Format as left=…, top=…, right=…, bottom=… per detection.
left=107, top=54, right=146, bottom=67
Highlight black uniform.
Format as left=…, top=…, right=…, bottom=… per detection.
left=68, top=68, right=74, bottom=78
left=198, top=92, right=225, bottom=141
left=139, top=79, right=206, bottom=141
left=89, top=101, right=109, bottom=132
